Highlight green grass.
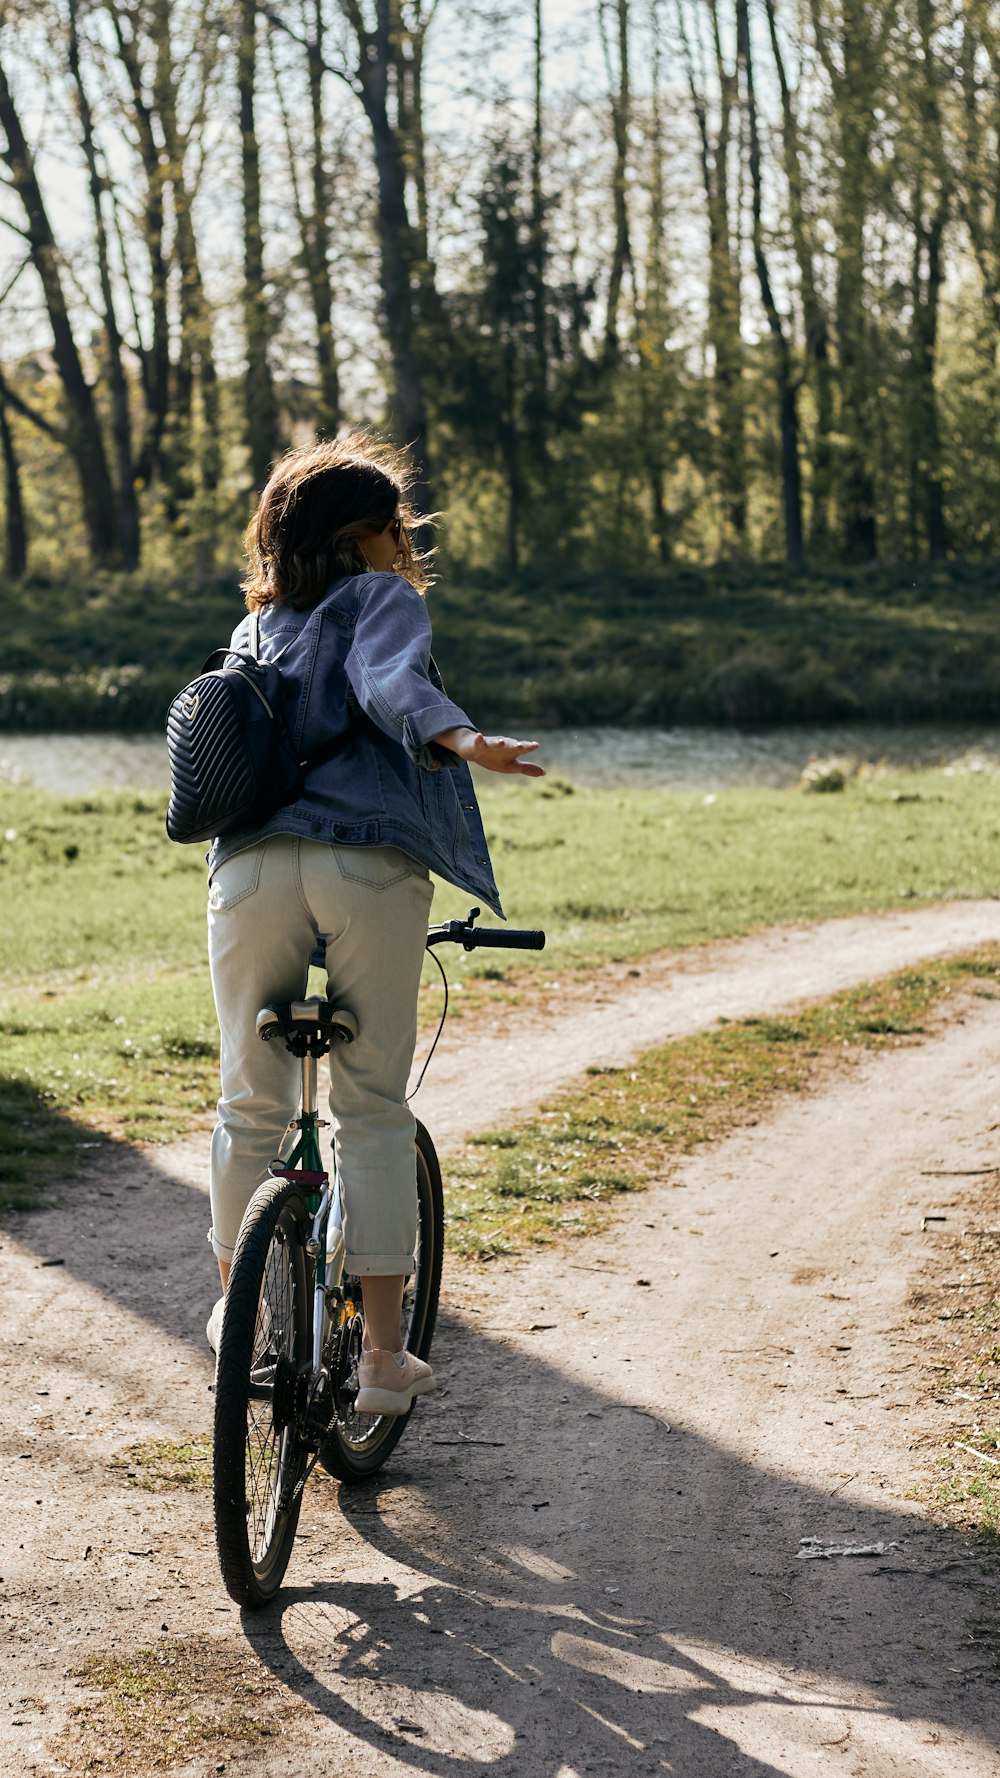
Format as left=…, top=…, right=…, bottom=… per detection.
left=2, top=769, right=999, bottom=1203
left=111, top=1436, right=213, bottom=1491
left=7, top=557, right=1000, bottom=728
left=445, top=952, right=994, bottom=1257
left=935, top=1463, right=1000, bottom=1539
left=77, top=1641, right=288, bottom=1761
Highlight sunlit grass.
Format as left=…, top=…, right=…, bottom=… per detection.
left=2, top=770, right=999, bottom=1201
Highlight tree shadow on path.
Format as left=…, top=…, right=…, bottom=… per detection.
left=3, top=1097, right=999, bottom=1775
left=239, top=1308, right=1000, bottom=1778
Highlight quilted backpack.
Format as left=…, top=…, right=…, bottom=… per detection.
left=165, top=611, right=328, bottom=844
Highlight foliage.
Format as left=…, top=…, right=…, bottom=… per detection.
left=7, top=558, right=1000, bottom=731
left=3, top=3, right=1000, bottom=573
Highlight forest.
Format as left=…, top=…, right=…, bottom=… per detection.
left=1, top=0, right=1000, bottom=582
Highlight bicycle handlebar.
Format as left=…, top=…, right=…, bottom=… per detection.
left=426, top=907, right=546, bottom=953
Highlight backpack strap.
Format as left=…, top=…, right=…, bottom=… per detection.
left=249, top=609, right=261, bottom=660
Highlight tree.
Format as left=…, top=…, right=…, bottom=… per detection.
left=896, top=0, right=950, bottom=558
left=598, top=0, right=633, bottom=364
left=334, top=0, right=438, bottom=514
left=737, top=0, right=803, bottom=560
left=67, top=0, right=140, bottom=568
left=807, top=0, right=890, bottom=560
left=762, top=0, right=834, bottom=555
left=239, top=0, right=281, bottom=487
left=265, top=1, right=340, bottom=435
left=678, top=0, right=747, bottom=546
left=109, top=0, right=224, bottom=514
left=0, top=48, right=119, bottom=563
left=0, top=370, right=26, bottom=578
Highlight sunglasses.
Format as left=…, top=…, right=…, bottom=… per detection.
left=389, top=513, right=403, bottom=547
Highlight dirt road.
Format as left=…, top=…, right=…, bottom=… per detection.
left=2, top=902, right=1000, bottom=1776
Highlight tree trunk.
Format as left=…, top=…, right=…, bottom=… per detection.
left=109, top=4, right=170, bottom=491
left=151, top=0, right=222, bottom=506
left=306, top=2, right=339, bottom=433
left=908, top=193, right=950, bottom=561
left=763, top=0, right=833, bottom=555
left=635, top=0, right=671, bottom=563
left=0, top=381, right=27, bottom=579
left=601, top=0, right=632, bottom=361
left=681, top=1, right=746, bottom=545
left=835, top=132, right=876, bottom=560
left=527, top=0, right=548, bottom=438
left=0, top=56, right=118, bottom=564
left=908, top=0, right=949, bottom=560
left=957, top=2, right=1000, bottom=343
left=807, top=0, right=883, bottom=560
left=345, top=2, right=431, bottom=515
left=737, top=0, right=803, bottom=561
left=502, top=337, right=521, bottom=574
left=67, top=0, right=140, bottom=569
left=238, top=0, right=280, bottom=489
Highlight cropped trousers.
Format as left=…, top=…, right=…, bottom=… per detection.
left=206, top=833, right=434, bottom=1273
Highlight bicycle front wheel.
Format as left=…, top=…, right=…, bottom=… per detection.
left=319, top=1119, right=444, bottom=1481
left=213, top=1177, right=311, bottom=1608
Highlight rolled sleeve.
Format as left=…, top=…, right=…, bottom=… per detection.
left=346, top=573, right=477, bottom=770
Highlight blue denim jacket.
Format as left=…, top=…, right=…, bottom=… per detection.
left=208, top=572, right=503, bottom=916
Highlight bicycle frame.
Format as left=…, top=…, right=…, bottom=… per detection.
left=267, top=1050, right=347, bottom=1390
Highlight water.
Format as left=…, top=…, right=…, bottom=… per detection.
left=3, top=725, right=1000, bottom=798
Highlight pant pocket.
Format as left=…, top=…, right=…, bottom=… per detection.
left=332, top=844, right=428, bottom=890
left=208, top=842, right=267, bottom=911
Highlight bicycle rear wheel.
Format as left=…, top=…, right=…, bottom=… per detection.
left=213, top=1177, right=311, bottom=1608
left=319, top=1119, right=444, bottom=1481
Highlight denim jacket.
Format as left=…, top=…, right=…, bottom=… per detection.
left=208, top=572, right=503, bottom=917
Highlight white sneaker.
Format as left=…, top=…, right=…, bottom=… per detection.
left=355, top=1347, right=436, bottom=1417
left=206, top=1296, right=225, bottom=1354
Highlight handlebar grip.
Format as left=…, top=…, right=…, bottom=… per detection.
left=468, top=928, right=546, bottom=950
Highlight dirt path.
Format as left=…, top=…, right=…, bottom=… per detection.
left=2, top=903, right=1000, bottom=1777
left=416, top=899, right=1000, bottom=1145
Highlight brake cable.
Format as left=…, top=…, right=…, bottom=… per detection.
left=405, top=944, right=450, bottom=1103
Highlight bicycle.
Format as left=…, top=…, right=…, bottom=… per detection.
left=212, top=905, right=546, bottom=1608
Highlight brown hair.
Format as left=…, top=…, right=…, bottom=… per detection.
left=241, top=430, right=432, bottom=611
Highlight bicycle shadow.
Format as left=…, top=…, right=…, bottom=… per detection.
left=237, top=1308, right=1000, bottom=1778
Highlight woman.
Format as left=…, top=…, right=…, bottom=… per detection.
left=205, top=432, right=543, bottom=1415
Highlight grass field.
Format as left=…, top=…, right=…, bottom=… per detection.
left=1, top=761, right=998, bottom=1203
left=5, top=558, right=1000, bottom=728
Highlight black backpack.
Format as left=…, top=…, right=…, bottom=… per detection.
left=165, top=611, right=333, bottom=845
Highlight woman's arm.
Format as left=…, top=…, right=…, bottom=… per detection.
left=345, top=574, right=478, bottom=768
left=346, top=574, right=544, bottom=776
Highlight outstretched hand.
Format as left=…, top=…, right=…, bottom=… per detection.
left=435, top=727, right=546, bottom=776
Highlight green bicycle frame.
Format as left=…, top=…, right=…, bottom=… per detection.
left=270, top=1050, right=343, bottom=1382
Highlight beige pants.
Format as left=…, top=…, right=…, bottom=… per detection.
left=207, top=834, right=434, bottom=1271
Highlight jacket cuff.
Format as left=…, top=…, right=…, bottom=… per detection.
left=403, top=699, right=477, bottom=770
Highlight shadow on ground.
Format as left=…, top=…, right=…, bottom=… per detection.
left=4, top=1104, right=999, bottom=1775
left=244, top=1301, right=1000, bottom=1777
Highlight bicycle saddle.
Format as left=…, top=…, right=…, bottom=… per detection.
left=256, top=997, right=358, bottom=1056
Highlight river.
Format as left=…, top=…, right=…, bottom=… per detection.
left=2, top=724, right=1000, bottom=797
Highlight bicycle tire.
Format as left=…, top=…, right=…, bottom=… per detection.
left=213, top=1176, right=312, bottom=1608
left=319, top=1119, right=444, bottom=1481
